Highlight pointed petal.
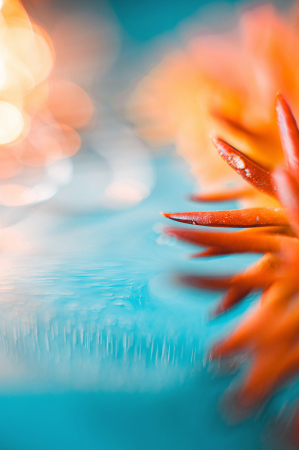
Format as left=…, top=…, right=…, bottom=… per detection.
left=238, top=226, right=296, bottom=238
left=191, top=186, right=253, bottom=202
left=238, top=226, right=293, bottom=236
left=162, top=208, right=288, bottom=228
left=215, top=285, right=252, bottom=315
left=190, top=240, right=281, bottom=259
left=178, top=274, right=233, bottom=290
left=276, top=94, right=299, bottom=177
left=211, top=110, right=259, bottom=138
left=211, top=279, right=296, bottom=359
left=236, top=349, right=286, bottom=407
left=277, top=340, right=299, bottom=384
left=211, top=306, right=276, bottom=359
left=216, top=254, right=278, bottom=314
left=190, top=247, right=230, bottom=258
left=212, top=137, right=277, bottom=198
left=165, top=227, right=291, bottom=254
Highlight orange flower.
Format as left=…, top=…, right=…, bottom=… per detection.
left=163, top=95, right=299, bottom=440
left=130, top=3, right=299, bottom=439
left=129, top=3, right=299, bottom=206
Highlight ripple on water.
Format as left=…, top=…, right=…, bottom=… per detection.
left=0, top=255, right=203, bottom=392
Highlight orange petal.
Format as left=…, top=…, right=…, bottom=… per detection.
left=210, top=305, right=274, bottom=359
left=277, top=342, right=299, bottom=385
left=190, top=186, right=253, bottom=202
left=162, top=208, right=287, bottom=228
left=165, top=227, right=290, bottom=254
left=190, top=247, right=231, bottom=258
left=236, top=348, right=287, bottom=407
left=211, top=280, right=295, bottom=359
left=215, top=285, right=252, bottom=315
left=212, top=137, right=277, bottom=198
left=274, top=168, right=299, bottom=237
left=178, top=274, right=233, bottom=290
left=276, top=93, right=299, bottom=177
left=216, top=254, right=278, bottom=313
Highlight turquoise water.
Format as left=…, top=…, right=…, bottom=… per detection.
left=0, top=143, right=275, bottom=449
left=1, top=1, right=295, bottom=447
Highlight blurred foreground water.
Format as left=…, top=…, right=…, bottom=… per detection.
left=0, top=107, right=274, bottom=449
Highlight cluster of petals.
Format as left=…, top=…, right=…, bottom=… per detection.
left=130, top=2, right=299, bottom=441
left=129, top=3, right=299, bottom=207
left=163, top=94, right=299, bottom=443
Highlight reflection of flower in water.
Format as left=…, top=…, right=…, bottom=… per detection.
left=0, top=0, right=96, bottom=206
left=129, top=3, right=299, bottom=207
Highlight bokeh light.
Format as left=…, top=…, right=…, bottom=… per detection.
left=0, top=0, right=97, bottom=207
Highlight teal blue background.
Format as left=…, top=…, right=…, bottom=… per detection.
left=2, top=0, right=296, bottom=449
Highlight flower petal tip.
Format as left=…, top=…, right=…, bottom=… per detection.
left=276, top=91, right=283, bottom=101
left=211, top=136, right=221, bottom=148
